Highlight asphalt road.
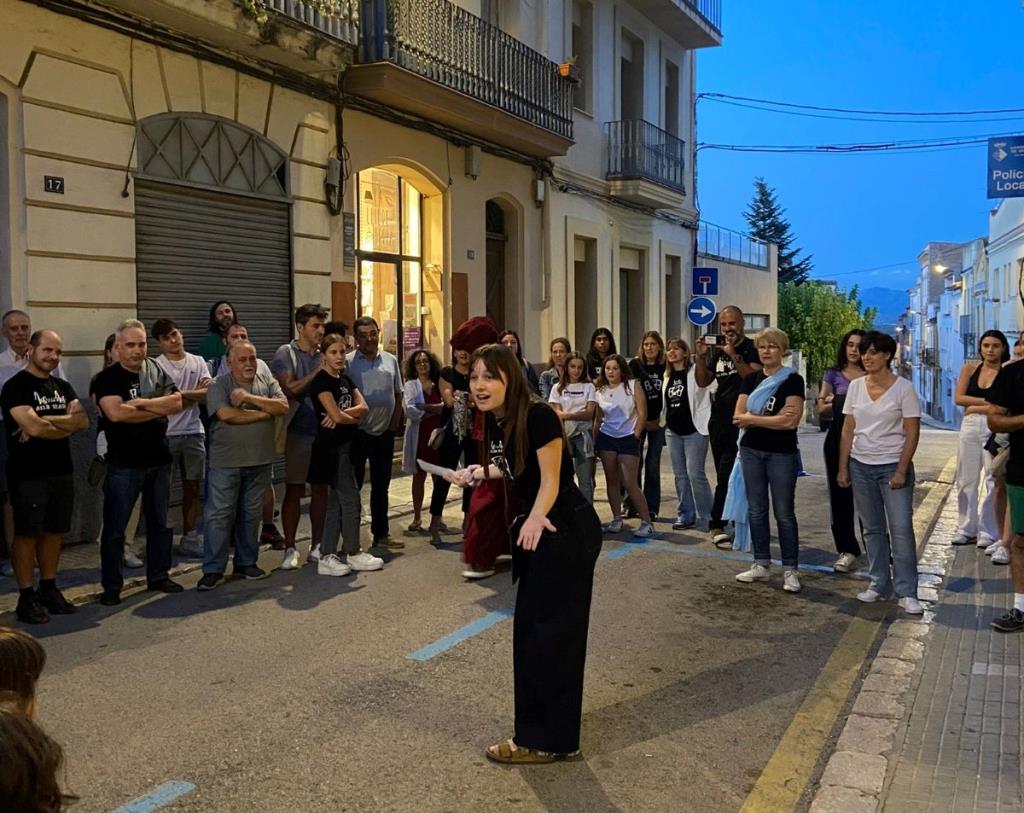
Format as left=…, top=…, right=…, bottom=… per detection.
left=29, top=426, right=958, bottom=813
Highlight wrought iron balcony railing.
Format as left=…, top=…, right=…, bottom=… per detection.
left=359, top=0, right=573, bottom=140
left=264, top=0, right=359, bottom=42
left=697, top=221, right=769, bottom=268
left=688, top=0, right=722, bottom=32
left=606, top=120, right=686, bottom=195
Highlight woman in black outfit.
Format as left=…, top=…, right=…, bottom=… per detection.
left=449, top=344, right=602, bottom=763
left=817, top=329, right=866, bottom=572
left=585, top=327, right=617, bottom=382
left=498, top=329, right=541, bottom=394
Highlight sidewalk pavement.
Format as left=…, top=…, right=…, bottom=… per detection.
left=0, top=474, right=458, bottom=615
left=812, top=490, right=1024, bottom=812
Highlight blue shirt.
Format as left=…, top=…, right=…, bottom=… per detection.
left=345, top=348, right=402, bottom=436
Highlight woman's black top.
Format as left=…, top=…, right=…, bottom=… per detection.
left=738, top=371, right=805, bottom=454
left=585, top=351, right=605, bottom=382
left=486, top=402, right=574, bottom=512
left=628, top=359, right=666, bottom=423
left=966, top=364, right=993, bottom=398
left=664, top=369, right=696, bottom=436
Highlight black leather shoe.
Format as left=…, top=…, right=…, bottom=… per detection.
left=37, top=588, right=77, bottom=615
left=16, top=596, right=50, bottom=625
left=99, top=590, right=122, bottom=606
left=147, top=578, right=184, bottom=594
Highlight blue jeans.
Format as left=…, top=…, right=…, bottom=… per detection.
left=203, top=464, right=271, bottom=574
left=101, top=464, right=173, bottom=592
left=849, top=459, right=918, bottom=597
left=739, top=447, right=799, bottom=568
left=666, top=430, right=712, bottom=528
left=639, top=427, right=665, bottom=516
left=322, top=445, right=362, bottom=557
left=567, top=433, right=595, bottom=503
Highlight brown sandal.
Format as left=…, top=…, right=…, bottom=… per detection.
left=485, top=739, right=580, bottom=765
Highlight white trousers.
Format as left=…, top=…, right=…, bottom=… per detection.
left=956, top=413, right=999, bottom=541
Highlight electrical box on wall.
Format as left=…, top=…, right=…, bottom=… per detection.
left=465, top=145, right=480, bottom=179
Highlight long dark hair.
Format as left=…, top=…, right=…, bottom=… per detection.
left=595, top=354, right=632, bottom=394
left=587, top=327, right=617, bottom=359
left=0, top=701, right=78, bottom=811
left=0, top=628, right=45, bottom=713
left=558, top=351, right=591, bottom=390
left=403, top=348, right=441, bottom=383
left=207, top=300, right=237, bottom=334
left=470, top=344, right=539, bottom=477
left=832, top=329, right=867, bottom=372
left=497, top=330, right=527, bottom=365
left=978, top=329, right=1011, bottom=363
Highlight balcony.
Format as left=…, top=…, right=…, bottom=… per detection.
left=346, top=0, right=574, bottom=158
left=628, top=0, right=722, bottom=49
left=90, top=0, right=357, bottom=74
left=698, top=222, right=769, bottom=268
left=606, top=120, right=686, bottom=208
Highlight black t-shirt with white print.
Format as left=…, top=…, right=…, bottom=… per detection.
left=629, top=359, right=666, bottom=422
left=738, top=371, right=806, bottom=454
left=90, top=363, right=175, bottom=468
left=1, top=370, right=78, bottom=481
left=710, top=336, right=761, bottom=421
left=309, top=370, right=358, bottom=447
left=664, top=369, right=697, bottom=436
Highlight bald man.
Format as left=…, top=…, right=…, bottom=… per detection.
left=0, top=330, right=88, bottom=623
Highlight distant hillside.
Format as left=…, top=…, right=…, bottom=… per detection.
left=856, top=286, right=907, bottom=326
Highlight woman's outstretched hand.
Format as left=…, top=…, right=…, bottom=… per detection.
left=517, top=514, right=556, bottom=551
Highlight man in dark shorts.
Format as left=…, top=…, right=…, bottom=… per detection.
left=0, top=329, right=88, bottom=623
left=693, top=305, right=762, bottom=547
left=988, top=358, right=1024, bottom=632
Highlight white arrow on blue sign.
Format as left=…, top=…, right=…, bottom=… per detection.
left=687, top=296, right=717, bottom=327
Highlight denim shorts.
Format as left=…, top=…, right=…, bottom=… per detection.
left=595, top=432, right=640, bottom=456
left=168, top=433, right=205, bottom=482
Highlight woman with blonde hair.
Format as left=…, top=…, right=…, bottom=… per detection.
left=627, top=331, right=667, bottom=519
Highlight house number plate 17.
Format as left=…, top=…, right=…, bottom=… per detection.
left=44, top=176, right=65, bottom=194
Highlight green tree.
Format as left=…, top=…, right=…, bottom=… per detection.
left=778, top=281, right=877, bottom=383
left=744, top=177, right=814, bottom=285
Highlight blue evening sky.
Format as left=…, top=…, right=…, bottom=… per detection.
left=696, top=0, right=1024, bottom=292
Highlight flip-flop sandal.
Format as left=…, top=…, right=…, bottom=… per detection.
left=485, top=739, right=581, bottom=765
left=405, top=521, right=425, bottom=536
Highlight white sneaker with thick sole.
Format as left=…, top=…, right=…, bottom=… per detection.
left=308, top=545, right=321, bottom=565
left=992, top=545, right=1011, bottom=565
left=984, top=540, right=1001, bottom=556
left=783, top=570, right=802, bottom=592
left=633, top=522, right=654, bottom=539
left=832, top=553, right=859, bottom=572
left=280, top=548, right=300, bottom=570
left=977, top=535, right=995, bottom=549
left=602, top=518, right=624, bottom=534
left=899, top=596, right=924, bottom=615
left=124, top=550, right=144, bottom=569
left=346, top=551, right=384, bottom=572
left=735, top=563, right=770, bottom=583
left=858, top=588, right=885, bottom=603
left=317, top=553, right=352, bottom=577
left=462, top=566, right=496, bottom=580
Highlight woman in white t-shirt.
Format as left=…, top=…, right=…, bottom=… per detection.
left=594, top=355, right=653, bottom=538
left=838, top=331, right=923, bottom=615
left=549, top=352, right=597, bottom=502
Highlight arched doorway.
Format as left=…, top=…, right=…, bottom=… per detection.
left=485, top=200, right=506, bottom=329
left=356, top=165, right=443, bottom=360
left=133, top=113, right=292, bottom=360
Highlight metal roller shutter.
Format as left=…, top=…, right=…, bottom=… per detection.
left=135, top=180, right=293, bottom=362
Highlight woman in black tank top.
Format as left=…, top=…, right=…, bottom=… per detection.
left=952, top=330, right=1009, bottom=547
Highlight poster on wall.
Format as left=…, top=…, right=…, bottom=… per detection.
left=403, top=327, right=423, bottom=353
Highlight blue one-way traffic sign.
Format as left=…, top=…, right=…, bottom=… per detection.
left=687, top=296, right=717, bottom=327
left=692, top=267, right=719, bottom=296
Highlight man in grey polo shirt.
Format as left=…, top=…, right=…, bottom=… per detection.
left=346, top=316, right=404, bottom=548
left=199, top=340, right=288, bottom=590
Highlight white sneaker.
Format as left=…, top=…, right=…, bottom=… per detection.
left=992, top=545, right=1011, bottom=565
left=984, top=540, right=1001, bottom=556
left=783, top=570, right=802, bottom=592
left=462, top=565, right=496, bottom=580
left=308, top=545, right=321, bottom=565
left=317, top=553, right=352, bottom=577
left=280, top=547, right=300, bottom=570
left=602, top=518, right=623, bottom=533
left=858, top=588, right=885, bottom=603
left=124, top=550, right=144, bottom=569
left=833, top=553, right=859, bottom=573
left=346, top=551, right=384, bottom=572
left=899, top=596, right=924, bottom=615
left=735, top=563, right=770, bottom=583
left=633, top=522, right=654, bottom=539
left=977, top=535, right=995, bottom=548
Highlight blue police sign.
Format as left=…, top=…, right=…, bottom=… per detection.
left=988, top=136, right=1024, bottom=199
left=692, top=266, right=719, bottom=296
left=687, top=296, right=717, bottom=327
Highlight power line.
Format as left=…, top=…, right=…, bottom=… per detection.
left=702, top=96, right=1024, bottom=125
left=698, top=132, right=1002, bottom=154
left=699, top=92, right=1024, bottom=118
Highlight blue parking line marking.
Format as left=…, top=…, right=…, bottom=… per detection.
left=602, top=544, right=635, bottom=560
left=111, top=780, right=196, bottom=813
left=408, top=608, right=515, bottom=661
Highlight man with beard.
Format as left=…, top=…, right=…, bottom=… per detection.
left=694, top=306, right=762, bottom=548
left=0, top=330, right=88, bottom=623
left=198, top=301, right=238, bottom=373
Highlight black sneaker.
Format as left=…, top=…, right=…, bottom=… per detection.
left=147, top=578, right=184, bottom=594
left=197, top=572, right=223, bottom=591
left=99, top=590, right=122, bottom=606
left=991, top=609, right=1024, bottom=633
left=16, top=596, right=49, bottom=625
left=37, top=588, right=76, bottom=615
left=232, top=564, right=269, bottom=581
left=373, top=536, right=405, bottom=550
